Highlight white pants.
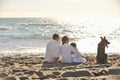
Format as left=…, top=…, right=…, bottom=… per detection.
left=72, top=54, right=87, bottom=63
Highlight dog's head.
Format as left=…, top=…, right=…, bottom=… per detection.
left=100, top=36, right=110, bottom=48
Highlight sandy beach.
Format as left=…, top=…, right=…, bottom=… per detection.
left=0, top=54, right=120, bottom=80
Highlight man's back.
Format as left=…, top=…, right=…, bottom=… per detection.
left=45, top=40, right=60, bottom=62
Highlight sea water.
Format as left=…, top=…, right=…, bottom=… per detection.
left=0, top=18, right=120, bottom=57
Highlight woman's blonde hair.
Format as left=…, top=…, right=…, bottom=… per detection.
left=62, top=36, right=69, bottom=44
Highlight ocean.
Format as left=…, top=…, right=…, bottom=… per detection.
left=0, top=18, right=120, bottom=57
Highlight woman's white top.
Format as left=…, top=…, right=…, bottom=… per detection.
left=71, top=49, right=86, bottom=63
left=60, top=43, right=78, bottom=63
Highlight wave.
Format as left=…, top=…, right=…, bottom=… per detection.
left=0, top=26, right=15, bottom=31
left=12, top=35, right=51, bottom=40
left=0, top=47, right=45, bottom=58
left=0, top=33, right=51, bottom=40
left=18, top=22, right=59, bottom=27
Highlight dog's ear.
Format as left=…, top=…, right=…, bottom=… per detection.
left=104, top=36, right=106, bottom=39
left=100, top=36, right=103, bottom=40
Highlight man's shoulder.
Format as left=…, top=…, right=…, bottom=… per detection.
left=47, top=40, right=60, bottom=46
left=49, top=40, right=57, bottom=43
left=47, top=40, right=54, bottom=43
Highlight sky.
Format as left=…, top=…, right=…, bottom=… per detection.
left=0, top=0, right=120, bottom=18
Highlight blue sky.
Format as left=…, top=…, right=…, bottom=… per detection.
left=0, top=0, right=120, bottom=18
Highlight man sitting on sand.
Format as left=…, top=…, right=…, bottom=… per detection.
left=45, top=33, right=61, bottom=63
left=70, top=42, right=86, bottom=63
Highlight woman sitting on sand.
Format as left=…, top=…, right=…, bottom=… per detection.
left=60, top=36, right=86, bottom=63
left=70, top=42, right=86, bottom=63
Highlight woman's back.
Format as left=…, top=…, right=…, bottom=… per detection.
left=60, top=43, right=72, bottom=63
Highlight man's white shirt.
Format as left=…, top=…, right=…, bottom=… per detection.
left=45, top=40, right=61, bottom=62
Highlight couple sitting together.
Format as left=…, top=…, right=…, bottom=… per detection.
left=45, top=33, right=87, bottom=63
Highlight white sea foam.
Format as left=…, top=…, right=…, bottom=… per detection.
left=0, top=47, right=45, bottom=57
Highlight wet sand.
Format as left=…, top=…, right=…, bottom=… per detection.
left=0, top=54, right=120, bottom=80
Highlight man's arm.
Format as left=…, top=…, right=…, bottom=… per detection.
left=53, top=45, right=61, bottom=63
left=54, top=57, right=59, bottom=63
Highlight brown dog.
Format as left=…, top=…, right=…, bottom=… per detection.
left=96, top=36, right=110, bottom=64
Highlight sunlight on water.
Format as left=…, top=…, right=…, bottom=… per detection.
left=56, top=17, right=120, bottom=53
left=0, top=18, right=120, bottom=57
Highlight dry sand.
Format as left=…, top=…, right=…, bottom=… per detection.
left=0, top=54, right=120, bottom=80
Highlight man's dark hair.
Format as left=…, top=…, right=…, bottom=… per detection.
left=52, top=33, right=59, bottom=40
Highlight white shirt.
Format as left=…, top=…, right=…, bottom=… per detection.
left=45, top=40, right=61, bottom=62
left=60, top=43, right=78, bottom=63
left=71, top=48, right=86, bottom=63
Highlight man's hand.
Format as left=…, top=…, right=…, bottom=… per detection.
left=71, top=51, right=74, bottom=54
left=54, top=57, right=59, bottom=63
